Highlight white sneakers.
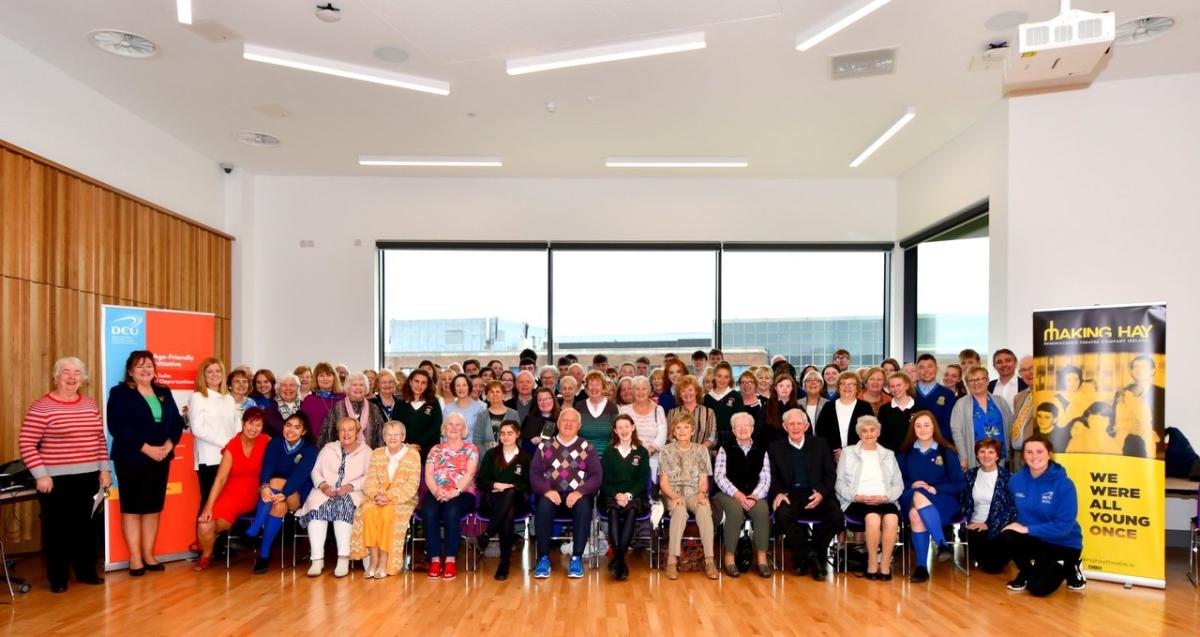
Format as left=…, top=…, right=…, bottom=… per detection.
left=334, top=557, right=350, bottom=577
left=307, top=559, right=324, bottom=577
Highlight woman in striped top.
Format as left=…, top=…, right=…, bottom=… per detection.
left=20, top=357, right=110, bottom=593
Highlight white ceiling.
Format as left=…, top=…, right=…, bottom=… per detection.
left=2, top=0, right=1197, bottom=178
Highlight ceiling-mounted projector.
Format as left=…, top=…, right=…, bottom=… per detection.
left=1004, top=1, right=1115, bottom=91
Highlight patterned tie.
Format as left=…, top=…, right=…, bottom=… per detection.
left=1012, top=392, right=1034, bottom=445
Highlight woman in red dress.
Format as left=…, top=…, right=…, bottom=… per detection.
left=193, top=407, right=271, bottom=570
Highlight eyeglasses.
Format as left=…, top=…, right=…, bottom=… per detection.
left=967, top=378, right=988, bottom=384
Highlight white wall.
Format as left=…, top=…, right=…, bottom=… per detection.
left=1006, top=72, right=1200, bottom=446
left=245, top=176, right=897, bottom=372
left=0, top=34, right=225, bottom=231
left=895, top=100, right=1010, bottom=360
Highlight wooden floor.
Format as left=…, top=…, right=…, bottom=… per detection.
left=3, top=549, right=1197, bottom=636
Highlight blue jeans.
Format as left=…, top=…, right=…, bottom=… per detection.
left=535, top=493, right=594, bottom=558
left=422, top=492, right=475, bottom=559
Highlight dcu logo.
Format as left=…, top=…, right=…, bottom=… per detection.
left=1041, top=491, right=1055, bottom=505
left=110, top=316, right=144, bottom=336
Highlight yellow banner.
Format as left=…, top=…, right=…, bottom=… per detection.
left=1033, top=303, right=1166, bottom=588
left=1056, top=454, right=1165, bottom=582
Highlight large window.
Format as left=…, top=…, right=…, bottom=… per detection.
left=379, top=242, right=891, bottom=371
left=551, top=248, right=716, bottom=361
left=381, top=248, right=548, bottom=370
left=721, top=251, right=887, bottom=367
left=902, top=205, right=989, bottom=366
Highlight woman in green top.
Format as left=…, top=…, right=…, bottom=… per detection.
left=579, top=370, right=619, bottom=457
left=476, top=420, right=530, bottom=581
left=601, top=414, right=650, bottom=581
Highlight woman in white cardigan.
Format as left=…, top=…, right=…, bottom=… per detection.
left=835, top=416, right=904, bottom=580
left=297, top=416, right=372, bottom=577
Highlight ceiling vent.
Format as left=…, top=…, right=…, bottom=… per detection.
left=830, top=48, right=897, bottom=80
left=237, top=131, right=282, bottom=148
left=1115, top=16, right=1175, bottom=46
left=88, top=30, right=157, bottom=58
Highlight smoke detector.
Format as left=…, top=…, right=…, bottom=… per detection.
left=88, top=30, right=157, bottom=58
left=236, top=131, right=282, bottom=148
left=315, top=3, right=342, bottom=23
left=1115, top=16, right=1175, bottom=46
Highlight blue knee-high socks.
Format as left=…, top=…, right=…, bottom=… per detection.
left=913, top=531, right=931, bottom=569
left=247, top=491, right=279, bottom=536
left=917, top=506, right=946, bottom=546
left=258, top=515, right=284, bottom=559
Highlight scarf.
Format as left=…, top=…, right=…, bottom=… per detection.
left=345, top=397, right=370, bottom=439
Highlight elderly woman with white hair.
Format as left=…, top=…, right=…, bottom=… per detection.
left=713, top=411, right=772, bottom=578
left=19, top=357, right=111, bottom=593
left=318, top=371, right=386, bottom=449
left=421, top=411, right=480, bottom=580
left=349, top=420, right=422, bottom=578
left=298, top=416, right=372, bottom=577
left=835, top=415, right=904, bottom=580
left=263, top=372, right=302, bottom=438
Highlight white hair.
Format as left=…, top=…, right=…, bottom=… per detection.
left=344, top=372, right=369, bottom=392
left=855, top=415, right=880, bottom=437
left=53, top=357, right=88, bottom=384
left=731, top=412, right=755, bottom=429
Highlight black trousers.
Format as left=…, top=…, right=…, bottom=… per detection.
left=967, top=528, right=1010, bottom=574
left=197, top=464, right=219, bottom=515
left=480, top=489, right=528, bottom=561
left=38, top=472, right=101, bottom=587
left=1000, top=530, right=1081, bottom=597
left=774, top=489, right=844, bottom=561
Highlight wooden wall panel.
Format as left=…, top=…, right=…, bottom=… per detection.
left=1, top=139, right=232, bottom=551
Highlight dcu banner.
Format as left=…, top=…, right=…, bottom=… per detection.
left=1031, top=303, right=1166, bottom=589
left=101, top=304, right=214, bottom=570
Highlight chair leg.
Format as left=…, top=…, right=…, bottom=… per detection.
left=1, top=540, right=15, bottom=603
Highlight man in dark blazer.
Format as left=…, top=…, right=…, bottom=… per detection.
left=767, top=408, right=844, bottom=579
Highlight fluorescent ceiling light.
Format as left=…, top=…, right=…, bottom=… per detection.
left=796, top=0, right=893, bottom=52
left=849, top=107, right=915, bottom=168
left=507, top=32, right=706, bottom=75
left=243, top=43, right=450, bottom=96
left=177, top=0, right=192, bottom=25
left=359, top=156, right=503, bottom=167
left=605, top=157, right=748, bottom=168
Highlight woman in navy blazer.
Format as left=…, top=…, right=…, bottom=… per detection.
left=106, top=350, right=183, bottom=575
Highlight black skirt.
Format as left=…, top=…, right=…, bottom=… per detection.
left=114, top=460, right=170, bottom=514
left=844, top=501, right=900, bottom=521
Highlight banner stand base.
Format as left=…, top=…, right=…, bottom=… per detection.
left=1084, top=570, right=1166, bottom=590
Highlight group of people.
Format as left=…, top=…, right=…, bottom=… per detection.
left=20, top=346, right=1085, bottom=597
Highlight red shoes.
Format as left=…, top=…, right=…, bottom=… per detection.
left=428, top=560, right=442, bottom=579
left=193, top=556, right=212, bottom=572
left=442, top=561, right=457, bottom=580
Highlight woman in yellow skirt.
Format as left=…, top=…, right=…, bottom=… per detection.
left=350, top=420, right=422, bottom=577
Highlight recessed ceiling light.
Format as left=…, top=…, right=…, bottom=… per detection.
left=88, top=30, right=157, bottom=59
left=507, top=31, right=706, bottom=76
left=849, top=107, right=915, bottom=168
left=605, top=157, right=748, bottom=168
left=237, top=131, right=282, bottom=148
left=373, top=46, right=410, bottom=63
left=358, top=156, right=503, bottom=167
left=796, top=0, right=893, bottom=52
left=177, top=0, right=192, bottom=25
left=243, top=43, right=449, bottom=95
left=1115, top=16, right=1175, bottom=46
